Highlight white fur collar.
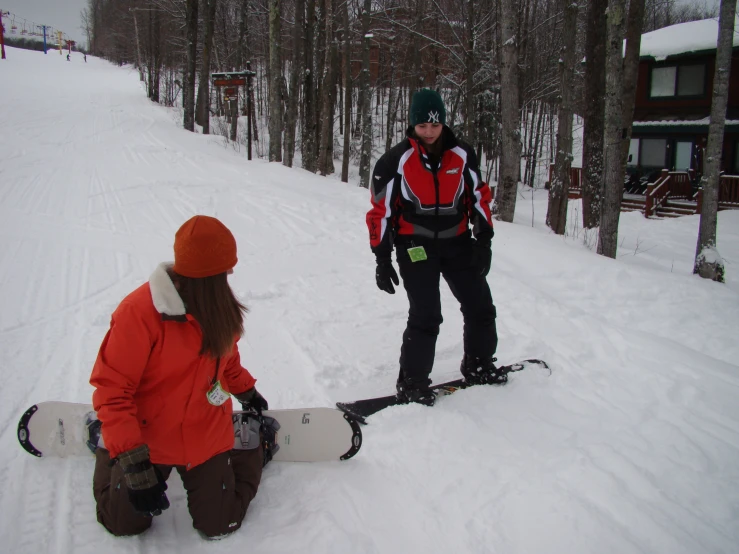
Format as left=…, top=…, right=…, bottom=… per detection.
left=149, top=263, right=186, bottom=316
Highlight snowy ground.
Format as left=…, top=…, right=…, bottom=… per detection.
left=1, top=47, right=738, bottom=554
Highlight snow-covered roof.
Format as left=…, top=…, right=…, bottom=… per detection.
left=638, top=17, right=739, bottom=61
left=633, top=118, right=739, bottom=126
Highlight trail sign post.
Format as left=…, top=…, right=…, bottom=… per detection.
left=211, top=70, right=256, bottom=160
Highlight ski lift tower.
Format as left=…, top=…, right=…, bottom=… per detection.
left=0, top=11, right=7, bottom=60
left=37, top=24, right=49, bottom=54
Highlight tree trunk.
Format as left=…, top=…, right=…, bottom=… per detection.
left=358, top=0, right=372, bottom=189
left=238, top=0, right=249, bottom=115
left=196, top=0, right=218, bottom=134
left=546, top=1, right=578, bottom=235
left=183, top=0, right=199, bottom=132
left=581, top=0, right=607, bottom=229
left=341, top=0, right=352, bottom=182
left=598, top=0, right=627, bottom=258
left=694, top=0, right=735, bottom=282
left=385, top=49, right=397, bottom=152
left=268, top=0, right=282, bottom=161
left=495, top=0, right=521, bottom=222
left=318, top=0, right=336, bottom=175
left=620, top=0, right=646, bottom=162
left=147, top=7, right=162, bottom=103
left=302, top=0, right=317, bottom=172
left=464, top=0, right=476, bottom=144
left=284, top=0, right=304, bottom=167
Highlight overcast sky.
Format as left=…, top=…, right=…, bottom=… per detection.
left=1, top=0, right=724, bottom=51
left=3, top=0, right=88, bottom=46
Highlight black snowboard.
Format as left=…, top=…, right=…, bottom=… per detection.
left=337, top=359, right=550, bottom=424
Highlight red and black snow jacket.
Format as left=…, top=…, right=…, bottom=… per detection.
left=367, top=126, right=494, bottom=258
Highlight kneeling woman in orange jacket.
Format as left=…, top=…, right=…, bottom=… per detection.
left=89, top=215, right=269, bottom=539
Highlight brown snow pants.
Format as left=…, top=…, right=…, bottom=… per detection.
left=92, top=446, right=263, bottom=538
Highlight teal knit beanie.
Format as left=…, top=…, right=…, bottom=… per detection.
left=410, top=89, right=446, bottom=126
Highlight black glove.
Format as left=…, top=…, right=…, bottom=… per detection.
left=375, top=257, right=400, bottom=294
left=118, top=444, right=170, bottom=517
left=471, top=238, right=492, bottom=277
left=234, top=387, right=269, bottom=414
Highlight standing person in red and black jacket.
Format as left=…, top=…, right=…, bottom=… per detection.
left=366, top=88, right=503, bottom=406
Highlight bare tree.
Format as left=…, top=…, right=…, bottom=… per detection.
left=599, top=0, right=627, bottom=258
left=546, top=0, right=578, bottom=235
left=196, top=0, right=218, bottom=134
left=581, top=0, right=607, bottom=229
left=302, top=0, right=318, bottom=172
left=495, top=0, right=522, bottom=222
left=269, top=0, right=282, bottom=161
left=358, top=0, right=372, bottom=189
left=341, top=0, right=352, bottom=182
left=318, top=0, right=336, bottom=175
left=694, top=0, right=735, bottom=282
left=183, top=0, right=199, bottom=132
left=284, top=0, right=305, bottom=167
left=620, top=0, right=645, bottom=163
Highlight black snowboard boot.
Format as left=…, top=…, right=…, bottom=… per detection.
left=460, top=354, right=507, bottom=385
left=85, top=412, right=103, bottom=454
left=396, top=376, right=436, bottom=407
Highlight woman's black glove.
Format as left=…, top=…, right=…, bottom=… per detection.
left=234, top=387, right=269, bottom=414
left=118, top=444, right=170, bottom=517
left=375, top=257, right=399, bottom=294
left=472, top=238, right=492, bottom=277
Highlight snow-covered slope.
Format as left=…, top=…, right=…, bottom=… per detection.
left=1, top=47, right=738, bottom=554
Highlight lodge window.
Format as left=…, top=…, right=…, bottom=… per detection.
left=641, top=138, right=668, bottom=167
left=650, top=64, right=706, bottom=98
left=629, top=138, right=696, bottom=171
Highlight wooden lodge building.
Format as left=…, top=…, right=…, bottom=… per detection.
left=568, top=18, right=739, bottom=217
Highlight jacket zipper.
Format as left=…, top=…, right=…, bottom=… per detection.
left=432, top=159, right=440, bottom=242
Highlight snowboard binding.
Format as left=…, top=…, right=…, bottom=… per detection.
left=233, top=410, right=281, bottom=467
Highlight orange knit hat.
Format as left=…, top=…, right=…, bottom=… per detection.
left=173, top=215, right=238, bottom=278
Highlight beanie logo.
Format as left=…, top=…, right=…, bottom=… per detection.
left=427, top=110, right=440, bottom=123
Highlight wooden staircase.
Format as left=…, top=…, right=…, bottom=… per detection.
left=620, top=195, right=698, bottom=218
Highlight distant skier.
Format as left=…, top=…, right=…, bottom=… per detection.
left=367, top=89, right=500, bottom=407
left=88, top=215, right=272, bottom=538
left=84, top=53, right=87, bottom=62
left=66, top=53, right=70, bottom=61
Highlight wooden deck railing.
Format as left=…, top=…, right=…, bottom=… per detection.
left=645, top=169, right=671, bottom=217
left=686, top=174, right=739, bottom=214
left=720, top=175, right=739, bottom=204
left=543, top=165, right=739, bottom=215
left=668, top=171, right=693, bottom=199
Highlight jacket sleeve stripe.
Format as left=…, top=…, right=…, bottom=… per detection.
left=453, top=145, right=494, bottom=234
left=367, top=147, right=413, bottom=253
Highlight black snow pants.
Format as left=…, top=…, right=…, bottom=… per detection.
left=396, top=234, right=497, bottom=385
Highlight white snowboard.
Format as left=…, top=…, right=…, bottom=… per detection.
left=17, top=402, right=362, bottom=463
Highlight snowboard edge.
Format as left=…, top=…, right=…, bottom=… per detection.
left=18, top=404, right=43, bottom=457
left=339, top=413, right=363, bottom=459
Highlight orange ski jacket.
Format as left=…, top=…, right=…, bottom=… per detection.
left=90, top=263, right=256, bottom=469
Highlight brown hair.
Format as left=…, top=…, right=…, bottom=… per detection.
left=172, top=271, right=248, bottom=358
